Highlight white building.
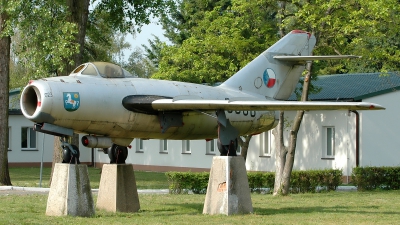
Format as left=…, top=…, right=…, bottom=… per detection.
left=7, top=73, right=400, bottom=182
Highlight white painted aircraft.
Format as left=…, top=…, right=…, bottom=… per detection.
left=20, top=30, right=384, bottom=163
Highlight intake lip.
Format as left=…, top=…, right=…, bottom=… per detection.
left=20, top=85, right=41, bottom=118
left=20, top=81, right=54, bottom=123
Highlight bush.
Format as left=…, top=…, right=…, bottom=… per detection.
left=165, top=171, right=209, bottom=194
left=290, top=169, right=342, bottom=193
left=166, top=169, right=342, bottom=194
left=352, top=166, right=400, bottom=191
left=247, top=172, right=274, bottom=193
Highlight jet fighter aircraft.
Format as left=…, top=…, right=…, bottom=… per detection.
left=20, top=30, right=384, bottom=163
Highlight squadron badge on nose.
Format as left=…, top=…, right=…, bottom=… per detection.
left=63, top=92, right=80, bottom=111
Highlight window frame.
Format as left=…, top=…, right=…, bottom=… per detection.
left=206, top=139, right=217, bottom=155
left=259, top=131, right=272, bottom=157
left=182, top=140, right=191, bottom=154
left=322, top=126, right=335, bottom=159
left=136, top=138, right=144, bottom=153
left=160, top=139, right=168, bottom=154
left=21, top=127, right=38, bottom=151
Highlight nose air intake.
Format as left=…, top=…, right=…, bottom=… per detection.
left=21, top=85, right=41, bottom=117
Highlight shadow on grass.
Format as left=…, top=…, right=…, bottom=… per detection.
left=253, top=205, right=399, bottom=216
left=165, top=203, right=204, bottom=213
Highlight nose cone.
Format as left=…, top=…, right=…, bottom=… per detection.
left=20, top=80, right=54, bottom=123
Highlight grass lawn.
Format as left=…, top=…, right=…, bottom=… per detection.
left=1, top=191, right=400, bottom=224
left=8, top=167, right=169, bottom=189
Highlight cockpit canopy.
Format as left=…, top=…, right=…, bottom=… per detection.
left=70, top=62, right=135, bottom=78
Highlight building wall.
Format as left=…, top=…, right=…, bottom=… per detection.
left=8, top=115, right=54, bottom=165
left=245, top=110, right=357, bottom=177
left=8, top=115, right=92, bottom=166
left=360, top=92, right=400, bottom=167
left=9, top=93, right=398, bottom=178
left=7, top=111, right=358, bottom=177
left=84, top=139, right=217, bottom=171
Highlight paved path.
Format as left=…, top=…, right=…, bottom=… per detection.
left=0, top=186, right=170, bottom=196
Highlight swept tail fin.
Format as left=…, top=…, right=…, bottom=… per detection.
left=220, top=30, right=359, bottom=100
left=220, top=30, right=315, bottom=100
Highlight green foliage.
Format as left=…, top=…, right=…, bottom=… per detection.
left=142, top=35, right=167, bottom=68
left=160, top=0, right=232, bottom=45
left=165, top=171, right=209, bottom=194
left=247, top=172, right=275, bottom=193
left=282, top=0, right=400, bottom=74
left=93, top=0, right=174, bottom=33
left=84, top=10, right=127, bottom=64
left=123, top=47, right=157, bottom=78
left=166, top=169, right=342, bottom=194
left=352, top=167, right=400, bottom=191
left=290, top=169, right=342, bottom=193
left=154, top=0, right=277, bottom=83
left=8, top=0, right=78, bottom=82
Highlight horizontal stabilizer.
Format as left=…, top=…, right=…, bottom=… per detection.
left=274, top=55, right=360, bottom=64
left=152, top=99, right=384, bottom=111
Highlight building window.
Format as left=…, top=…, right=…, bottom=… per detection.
left=206, top=139, right=216, bottom=155
left=182, top=140, right=191, bottom=154
left=8, top=127, right=11, bottom=151
left=21, top=127, right=37, bottom=150
left=322, top=126, right=335, bottom=159
left=136, top=139, right=144, bottom=153
left=160, top=139, right=168, bottom=153
left=260, top=131, right=271, bottom=157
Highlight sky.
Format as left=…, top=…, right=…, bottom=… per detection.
left=123, top=20, right=167, bottom=61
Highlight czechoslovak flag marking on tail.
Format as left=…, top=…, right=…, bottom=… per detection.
left=263, top=68, right=276, bottom=88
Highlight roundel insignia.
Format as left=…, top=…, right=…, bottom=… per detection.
left=262, top=68, right=276, bottom=88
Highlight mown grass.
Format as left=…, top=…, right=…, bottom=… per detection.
left=8, top=167, right=169, bottom=189
left=1, top=191, right=400, bottom=224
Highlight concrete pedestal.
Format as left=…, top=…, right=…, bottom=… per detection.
left=203, top=156, right=253, bottom=215
left=46, top=163, right=95, bottom=217
left=96, top=164, right=140, bottom=212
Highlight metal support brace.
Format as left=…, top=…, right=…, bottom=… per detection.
left=216, top=110, right=239, bottom=145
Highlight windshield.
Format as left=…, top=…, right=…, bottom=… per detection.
left=70, top=62, right=135, bottom=78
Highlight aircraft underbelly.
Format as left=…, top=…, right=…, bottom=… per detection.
left=66, top=110, right=276, bottom=140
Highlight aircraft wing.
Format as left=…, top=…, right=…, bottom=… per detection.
left=151, top=99, right=384, bottom=111
left=274, top=55, right=360, bottom=64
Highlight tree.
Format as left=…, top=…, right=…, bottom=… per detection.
left=272, top=0, right=400, bottom=195
left=47, top=0, right=172, bottom=181
left=142, top=35, right=167, bottom=68
left=160, top=0, right=232, bottom=45
left=153, top=0, right=278, bottom=84
left=141, top=0, right=232, bottom=69
left=1, top=0, right=172, bottom=185
left=124, top=47, right=157, bottom=78
left=153, top=0, right=279, bottom=158
left=0, top=1, right=12, bottom=185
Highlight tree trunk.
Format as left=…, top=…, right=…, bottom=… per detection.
left=238, top=135, right=253, bottom=162
left=272, top=111, right=287, bottom=195
left=0, top=8, right=12, bottom=186
left=66, top=0, right=90, bottom=71
left=50, top=0, right=90, bottom=183
left=49, top=137, right=63, bottom=185
left=273, top=62, right=313, bottom=195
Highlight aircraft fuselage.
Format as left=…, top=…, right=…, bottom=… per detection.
left=21, top=74, right=277, bottom=141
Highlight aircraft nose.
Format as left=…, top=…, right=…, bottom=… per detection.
left=20, top=80, right=54, bottom=123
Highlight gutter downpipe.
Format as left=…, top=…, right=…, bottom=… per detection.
left=351, top=110, right=360, bottom=167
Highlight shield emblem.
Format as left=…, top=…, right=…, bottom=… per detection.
left=63, top=92, right=80, bottom=112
